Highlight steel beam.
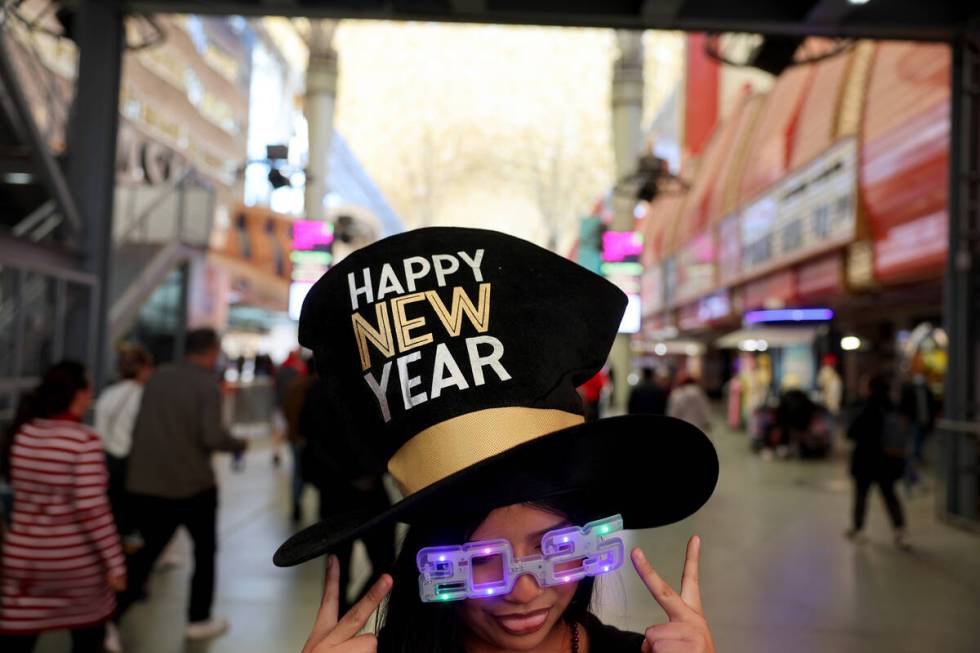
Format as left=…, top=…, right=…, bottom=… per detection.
left=63, top=0, right=123, bottom=389
left=941, top=30, right=980, bottom=525
left=0, top=35, right=82, bottom=235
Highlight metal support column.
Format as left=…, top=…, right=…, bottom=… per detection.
left=63, top=0, right=124, bottom=389
left=608, top=30, right=645, bottom=411
left=941, top=28, right=980, bottom=527
left=304, top=21, right=339, bottom=221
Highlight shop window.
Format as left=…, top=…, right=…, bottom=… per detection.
left=236, top=213, right=251, bottom=259
left=813, top=204, right=831, bottom=239
left=267, top=220, right=285, bottom=276
left=833, top=195, right=852, bottom=230
left=782, top=218, right=803, bottom=253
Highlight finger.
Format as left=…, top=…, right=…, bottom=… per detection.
left=644, top=623, right=699, bottom=642
left=326, top=574, right=393, bottom=644
left=307, top=555, right=341, bottom=647
left=680, top=535, right=703, bottom=614
left=631, top=547, right=691, bottom=622
left=331, top=633, right=378, bottom=653
left=647, top=640, right=689, bottom=653
left=641, top=640, right=653, bottom=653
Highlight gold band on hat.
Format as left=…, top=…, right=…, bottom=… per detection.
left=387, top=407, right=585, bottom=496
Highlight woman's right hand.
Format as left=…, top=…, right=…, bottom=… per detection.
left=302, top=555, right=393, bottom=653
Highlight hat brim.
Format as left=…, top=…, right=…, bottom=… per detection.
left=273, top=415, right=718, bottom=567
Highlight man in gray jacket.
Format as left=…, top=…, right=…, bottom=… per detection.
left=120, top=328, right=247, bottom=640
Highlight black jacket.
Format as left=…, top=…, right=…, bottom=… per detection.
left=582, top=613, right=646, bottom=651
left=627, top=382, right=668, bottom=416
left=847, top=397, right=903, bottom=481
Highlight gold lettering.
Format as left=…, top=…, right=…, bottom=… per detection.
left=425, top=284, right=492, bottom=337
left=391, top=293, right=434, bottom=353
left=351, top=303, right=395, bottom=371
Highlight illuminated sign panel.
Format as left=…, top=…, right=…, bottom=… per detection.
left=602, top=231, right=643, bottom=263
left=288, top=220, right=334, bottom=321
left=739, top=137, right=857, bottom=276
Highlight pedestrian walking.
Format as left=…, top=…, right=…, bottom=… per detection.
left=898, top=357, right=938, bottom=491
left=667, top=373, right=713, bottom=433
left=298, top=369, right=394, bottom=614
left=627, top=367, right=670, bottom=415
left=283, top=356, right=315, bottom=522
left=93, top=343, right=153, bottom=544
left=275, top=228, right=719, bottom=653
left=845, top=375, right=908, bottom=547
left=0, top=361, right=127, bottom=653
left=118, top=328, right=247, bottom=640
left=271, top=349, right=306, bottom=467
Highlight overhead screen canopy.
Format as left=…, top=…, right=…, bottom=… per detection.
left=122, top=1, right=974, bottom=41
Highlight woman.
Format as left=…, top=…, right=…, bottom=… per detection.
left=274, top=227, right=720, bottom=653
left=846, top=374, right=907, bottom=547
left=94, top=343, right=154, bottom=540
left=667, top=373, right=713, bottom=434
left=0, top=361, right=127, bottom=652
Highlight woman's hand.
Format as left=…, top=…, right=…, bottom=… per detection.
left=302, top=555, right=393, bottom=653
left=632, top=536, right=716, bottom=653
left=106, top=571, right=127, bottom=593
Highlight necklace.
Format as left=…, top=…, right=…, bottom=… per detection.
left=571, top=622, right=579, bottom=653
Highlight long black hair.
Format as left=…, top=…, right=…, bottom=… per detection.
left=1, top=360, right=89, bottom=478
left=377, top=496, right=597, bottom=653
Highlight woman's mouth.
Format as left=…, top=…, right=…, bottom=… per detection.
left=492, top=607, right=551, bottom=636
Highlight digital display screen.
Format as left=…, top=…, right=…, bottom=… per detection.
left=619, top=294, right=642, bottom=334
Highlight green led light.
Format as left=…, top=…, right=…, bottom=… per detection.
left=599, top=525, right=609, bottom=534
left=441, top=594, right=451, bottom=601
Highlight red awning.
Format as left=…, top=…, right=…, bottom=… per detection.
left=860, top=41, right=950, bottom=284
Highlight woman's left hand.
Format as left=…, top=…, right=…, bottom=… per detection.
left=631, top=535, right=716, bottom=653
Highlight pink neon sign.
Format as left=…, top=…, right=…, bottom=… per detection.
left=292, top=220, right=334, bottom=251
left=602, top=231, right=643, bottom=262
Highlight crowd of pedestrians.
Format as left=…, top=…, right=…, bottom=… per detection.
left=0, top=328, right=249, bottom=652
left=0, top=338, right=939, bottom=650
left=0, top=327, right=400, bottom=652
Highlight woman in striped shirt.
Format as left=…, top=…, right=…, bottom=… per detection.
left=0, top=361, right=127, bottom=652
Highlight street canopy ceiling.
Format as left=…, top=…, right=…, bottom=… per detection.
left=125, top=0, right=977, bottom=41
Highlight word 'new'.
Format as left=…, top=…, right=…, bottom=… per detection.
left=352, top=283, right=491, bottom=371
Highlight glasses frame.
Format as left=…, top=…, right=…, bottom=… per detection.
left=417, top=514, right=625, bottom=602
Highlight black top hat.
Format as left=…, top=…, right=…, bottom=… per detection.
left=274, top=227, right=717, bottom=567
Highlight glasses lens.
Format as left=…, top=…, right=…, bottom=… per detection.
left=471, top=553, right=505, bottom=586
left=554, top=556, right=586, bottom=575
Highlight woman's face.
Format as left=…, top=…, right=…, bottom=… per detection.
left=458, top=503, right=579, bottom=651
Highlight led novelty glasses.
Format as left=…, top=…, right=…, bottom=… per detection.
left=417, top=514, right=624, bottom=602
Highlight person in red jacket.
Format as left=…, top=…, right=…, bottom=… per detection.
left=0, top=361, right=126, bottom=653
left=578, top=368, right=608, bottom=421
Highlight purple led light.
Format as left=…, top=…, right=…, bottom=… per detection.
left=438, top=555, right=446, bottom=562
left=562, top=537, right=569, bottom=543
left=483, top=548, right=491, bottom=555
left=603, top=566, right=610, bottom=572
left=563, top=576, right=571, bottom=583
left=486, top=589, right=494, bottom=595
left=744, top=308, right=834, bottom=324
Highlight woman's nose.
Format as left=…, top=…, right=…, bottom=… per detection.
left=504, top=572, right=544, bottom=603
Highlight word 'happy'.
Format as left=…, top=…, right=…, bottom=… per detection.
left=348, top=249, right=512, bottom=422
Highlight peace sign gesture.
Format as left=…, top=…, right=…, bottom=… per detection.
left=302, top=555, right=393, bottom=653
left=631, top=536, right=716, bottom=653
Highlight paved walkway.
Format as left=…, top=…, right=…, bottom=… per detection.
left=33, top=421, right=980, bottom=652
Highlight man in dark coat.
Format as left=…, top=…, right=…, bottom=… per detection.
left=299, top=376, right=395, bottom=613
left=845, top=375, right=907, bottom=547
left=627, top=368, right=669, bottom=415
